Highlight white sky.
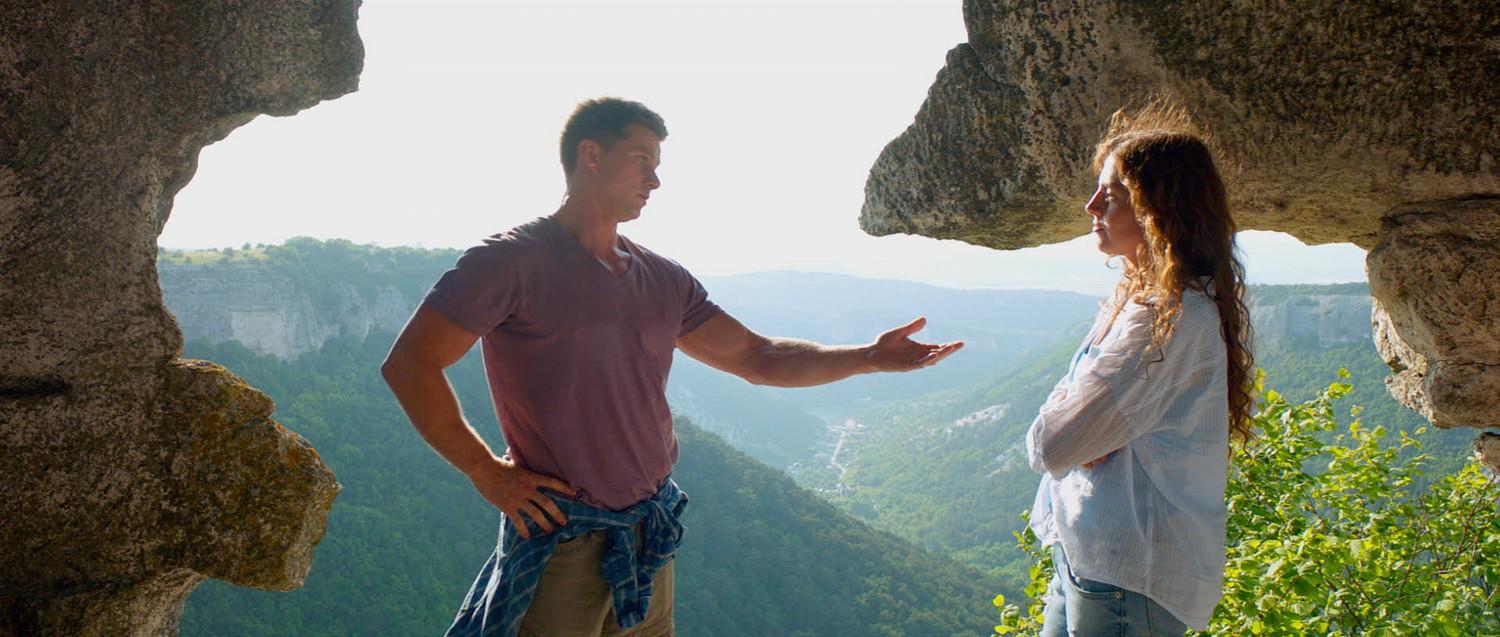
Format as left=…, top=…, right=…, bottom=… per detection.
left=159, top=0, right=1368, bottom=295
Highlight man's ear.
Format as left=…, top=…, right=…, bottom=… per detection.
left=578, top=139, right=601, bottom=173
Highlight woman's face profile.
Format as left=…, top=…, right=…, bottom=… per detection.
left=1085, top=154, right=1145, bottom=263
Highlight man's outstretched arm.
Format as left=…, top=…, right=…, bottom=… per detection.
left=381, top=304, right=576, bottom=539
left=676, top=312, right=963, bottom=388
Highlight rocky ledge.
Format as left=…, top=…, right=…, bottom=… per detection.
left=0, top=2, right=363, bottom=635
left=865, top=0, right=1500, bottom=435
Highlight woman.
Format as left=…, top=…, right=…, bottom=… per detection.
left=1025, top=107, right=1254, bottom=636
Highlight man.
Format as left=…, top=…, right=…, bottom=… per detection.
left=381, top=97, right=962, bottom=637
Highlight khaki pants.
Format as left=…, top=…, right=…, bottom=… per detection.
left=518, top=530, right=675, bottom=637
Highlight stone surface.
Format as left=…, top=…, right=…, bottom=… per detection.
left=160, top=261, right=415, bottom=359
left=864, top=1, right=1500, bottom=250
left=1252, top=293, right=1373, bottom=351
left=1478, top=433, right=1500, bottom=474
left=0, top=1, right=362, bottom=635
left=1367, top=199, right=1500, bottom=430
left=867, top=1, right=1500, bottom=433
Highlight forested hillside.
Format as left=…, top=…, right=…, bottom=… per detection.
left=159, top=241, right=1487, bottom=633
left=159, top=239, right=1100, bottom=471
left=704, top=271, right=1098, bottom=419
left=812, top=332, right=1086, bottom=592
left=176, top=335, right=1001, bottom=637
left=1250, top=284, right=1475, bottom=474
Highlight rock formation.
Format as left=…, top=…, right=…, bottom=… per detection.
left=159, top=261, right=416, bottom=360
left=1478, top=433, right=1500, bottom=474
left=1368, top=199, right=1500, bottom=430
left=0, top=2, right=362, bottom=635
left=1251, top=291, right=1372, bottom=351
left=865, top=1, right=1500, bottom=436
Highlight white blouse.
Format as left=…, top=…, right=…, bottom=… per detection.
left=1027, top=288, right=1230, bottom=629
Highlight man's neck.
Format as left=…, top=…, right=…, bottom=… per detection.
left=553, top=197, right=620, bottom=261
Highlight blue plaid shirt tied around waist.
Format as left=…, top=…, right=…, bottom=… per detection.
left=444, top=477, right=689, bottom=637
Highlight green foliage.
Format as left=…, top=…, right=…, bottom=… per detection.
left=157, top=245, right=269, bottom=265
left=160, top=237, right=461, bottom=316
left=1209, top=375, right=1499, bottom=636
left=674, top=423, right=1001, bottom=637
left=991, top=519, right=1052, bottom=636
left=993, top=377, right=1500, bottom=636
left=1255, top=341, right=1475, bottom=477
left=261, top=237, right=461, bottom=315
left=158, top=246, right=1487, bottom=635
left=1247, top=282, right=1368, bottom=307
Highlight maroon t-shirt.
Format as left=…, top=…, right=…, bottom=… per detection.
left=423, top=216, right=722, bottom=510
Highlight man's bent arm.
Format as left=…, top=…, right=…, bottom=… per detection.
left=382, top=304, right=498, bottom=474
left=677, top=313, right=963, bottom=388
left=381, top=304, right=574, bottom=538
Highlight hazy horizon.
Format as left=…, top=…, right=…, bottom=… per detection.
left=158, top=238, right=1368, bottom=297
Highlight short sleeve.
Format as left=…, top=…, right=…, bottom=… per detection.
left=422, top=238, right=525, bottom=337
left=677, top=269, right=722, bottom=337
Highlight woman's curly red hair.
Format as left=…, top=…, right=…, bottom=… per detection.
left=1094, top=102, right=1256, bottom=447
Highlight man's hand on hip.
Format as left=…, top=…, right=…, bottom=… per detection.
left=467, top=457, right=579, bottom=539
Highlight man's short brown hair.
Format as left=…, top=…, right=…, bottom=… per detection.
left=559, top=98, right=668, bottom=174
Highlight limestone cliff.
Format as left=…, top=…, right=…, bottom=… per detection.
left=1251, top=292, right=1372, bottom=351
left=159, top=261, right=415, bottom=360
left=866, top=1, right=1500, bottom=434
left=0, top=2, right=363, bottom=636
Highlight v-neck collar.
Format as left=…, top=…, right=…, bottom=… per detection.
left=544, top=215, right=636, bottom=280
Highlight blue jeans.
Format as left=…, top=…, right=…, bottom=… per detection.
left=1039, top=546, right=1188, bottom=637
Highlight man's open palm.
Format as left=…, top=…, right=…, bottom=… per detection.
left=867, top=317, right=964, bottom=372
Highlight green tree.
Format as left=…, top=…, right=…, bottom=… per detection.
left=996, top=373, right=1500, bottom=636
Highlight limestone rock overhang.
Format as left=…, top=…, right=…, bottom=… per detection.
left=863, top=0, right=1500, bottom=432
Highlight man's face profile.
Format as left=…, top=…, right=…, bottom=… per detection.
left=590, top=124, right=662, bottom=222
